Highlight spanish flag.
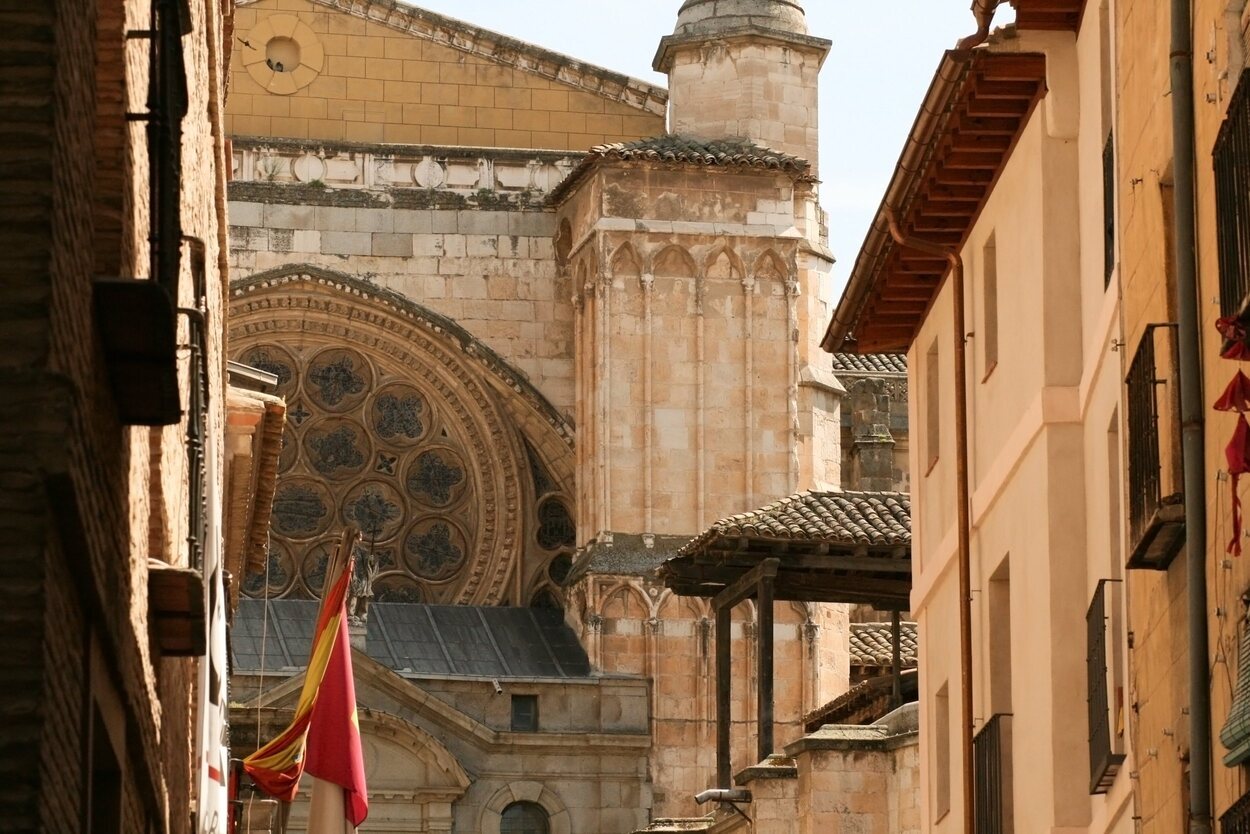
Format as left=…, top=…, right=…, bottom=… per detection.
left=305, top=597, right=369, bottom=830
left=242, top=530, right=357, bottom=802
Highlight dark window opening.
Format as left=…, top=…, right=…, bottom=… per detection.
left=501, top=801, right=550, bottom=834
left=536, top=499, right=575, bottom=551
left=88, top=706, right=122, bottom=834
left=1087, top=580, right=1125, bottom=793
left=1103, top=132, right=1116, bottom=287
left=1216, top=71, right=1250, bottom=316
left=511, top=694, right=539, bottom=732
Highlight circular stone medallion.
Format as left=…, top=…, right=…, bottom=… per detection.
left=271, top=477, right=334, bottom=540
left=238, top=344, right=298, bottom=397
left=305, top=348, right=371, bottom=412
left=342, top=480, right=405, bottom=543
left=370, top=383, right=428, bottom=445
left=403, top=518, right=468, bottom=581
left=303, top=417, right=371, bottom=481
left=405, top=448, right=468, bottom=508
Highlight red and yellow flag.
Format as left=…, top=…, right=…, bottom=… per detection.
left=242, top=531, right=357, bottom=801
left=305, top=609, right=369, bottom=829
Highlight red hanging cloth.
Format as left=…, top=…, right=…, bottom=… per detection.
left=1227, top=415, right=1250, bottom=555
left=1217, top=315, right=1250, bottom=361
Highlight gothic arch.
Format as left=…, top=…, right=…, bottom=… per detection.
left=599, top=581, right=650, bottom=619
left=609, top=241, right=643, bottom=280
left=480, top=781, right=571, bottom=834
left=703, top=242, right=745, bottom=281
left=229, top=266, right=571, bottom=605
left=650, top=243, right=698, bottom=279
left=752, top=248, right=790, bottom=283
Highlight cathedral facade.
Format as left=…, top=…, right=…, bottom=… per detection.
left=225, top=1, right=908, bottom=829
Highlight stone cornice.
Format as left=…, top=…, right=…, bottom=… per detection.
left=239, top=0, right=669, bottom=115
left=653, top=26, right=832, bottom=73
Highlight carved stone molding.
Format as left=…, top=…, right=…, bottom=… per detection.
left=229, top=271, right=536, bottom=605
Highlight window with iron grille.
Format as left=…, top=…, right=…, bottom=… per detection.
left=1215, top=70, right=1250, bottom=316
left=1087, top=580, right=1125, bottom=793
left=974, top=713, right=1013, bottom=834
left=1125, top=324, right=1184, bottom=569
left=1103, top=132, right=1115, bottom=287
left=1223, top=790, right=1250, bottom=834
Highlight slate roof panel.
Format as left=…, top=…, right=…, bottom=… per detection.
left=232, top=600, right=593, bottom=679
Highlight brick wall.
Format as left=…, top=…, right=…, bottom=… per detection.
left=0, top=0, right=230, bottom=830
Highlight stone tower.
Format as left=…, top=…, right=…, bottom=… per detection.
left=654, top=0, right=830, bottom=171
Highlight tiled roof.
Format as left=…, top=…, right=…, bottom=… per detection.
left=831, top=353, right=908, bottom=376
left=588, top=135, right=809, bottom=171
left=232, top=600, right=592, bottom=679
left=675, top=491, right=910, bottom=557
left=552, top=134, right=810, bottom=202
left=803, top=669, right=918, bottom=731
left=849, top=622, right=918, bottom=667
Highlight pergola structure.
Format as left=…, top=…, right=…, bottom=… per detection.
left=657, top=491, right=912, bottom=789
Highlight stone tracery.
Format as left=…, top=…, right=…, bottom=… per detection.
left=230, top=269, right=573, bottom=606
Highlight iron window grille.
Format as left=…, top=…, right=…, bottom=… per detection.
left=1223, top=790, right=1250, bottom=834
left=1125, top=323, right=1184, bottom=570
left=1216, top=70, right=1250, bottom=316
left=974, top=713, right=1014, bottom=834
left=1087, top=580, right=1125, bottom=793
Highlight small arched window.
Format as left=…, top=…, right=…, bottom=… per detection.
left=501, top=801, right=549, bottom=834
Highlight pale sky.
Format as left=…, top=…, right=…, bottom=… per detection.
left=410, top=1, right=1002, bottom=289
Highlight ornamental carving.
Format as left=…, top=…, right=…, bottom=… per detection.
left=229, top=272, right=537, bottom=605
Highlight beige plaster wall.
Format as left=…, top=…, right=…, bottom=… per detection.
left=909, top=22, right=1135, bottom=834
left=229, top=0, right=664, bottom=148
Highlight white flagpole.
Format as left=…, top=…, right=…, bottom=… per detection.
left=306, top=775, right=356, bottom=834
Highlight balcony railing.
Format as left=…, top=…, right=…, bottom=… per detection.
left=1087, top=580, right=1125, bottom=793
left=1216, top=70, right=1250, bottom=317
left=1125, top=323, right=1184, bottom=570
left=1222, top=790, right=1250, bottom=834
left=974, top=713, right=1013, bottom=834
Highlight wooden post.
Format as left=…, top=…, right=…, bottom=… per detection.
left=716, top=603, right=732, bottom=788
left=757, top=570, right=774, bottom=762
left=891, top=610, right=903, bottom=708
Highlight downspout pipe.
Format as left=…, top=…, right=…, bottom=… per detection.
left=956, top=0, right=1005, bottom=50
left=1170, top=0, right=1212, bottom=830
left=884, top=207, right=974, bottom=834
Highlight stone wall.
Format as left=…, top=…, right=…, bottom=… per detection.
left=0, top=0, right=230, bottom=831
left=229, top=0, right=666, bottom=148
left=227, top=179, right=576, bottom=417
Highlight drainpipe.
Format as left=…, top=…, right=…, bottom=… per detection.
left=884, top=208, right=974, bottom=834
left=1169, top=0, right=1211, bottom=830
left=956, top=0, right=1005, bottom=50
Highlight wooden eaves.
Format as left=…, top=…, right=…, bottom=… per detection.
left=821, top=47, right=1048, bottom=355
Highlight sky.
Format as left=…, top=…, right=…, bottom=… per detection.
left=411, top=1, right=1003, bottom=290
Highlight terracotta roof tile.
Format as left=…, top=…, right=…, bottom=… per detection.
left=589, top=135, right=810, bottom=171
left=849, top=622, right=918, bottom=667
left=830, top=352, right=908, bottom=376
left=675, top=491, right=910, bottom=558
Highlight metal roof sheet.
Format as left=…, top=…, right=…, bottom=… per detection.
left=232, top=600, right=592, bottom=679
